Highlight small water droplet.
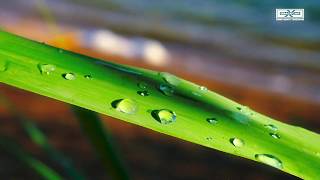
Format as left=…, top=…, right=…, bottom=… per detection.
left=112, top=99, right=138, bottom=114
left=137, top=90, right=150, bottom=96
left=152, top=109, right=176, bottom=124
left=58, top=49, right=64, bottom=53
left=159, top=72, right=180, bottom=86
left=255, top=154, right=283, bottom=169
left=159, top=84, right=174, bottom=96
left=84, top=75, right=92, bottom=79
left=270, top=133, right=280, bottom=139
left=38, top=64, right=56, bottom=75
left=236, top=106, right=254, bottom=116
left=138, top=82, right=148, bottom=89
left=62, top=73, right=76, bottom=80
left=192, top=91, right=202, bottom=97
left=206, top=137, right=213, bottom=141
left=199, top=86, right=207, bottom=91
left=207, top=118, right=218, bottom=124
left=264, top=124, right=278, bottom=131
left=230, top=138, right=245, bottom=147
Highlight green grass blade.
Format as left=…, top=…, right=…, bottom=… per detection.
left=21, top=120, right=86, bottom=180
left=0, top=93, right=85, bottom=180
left=0, top=30, right=319, bottom=179
left=72, top=106, right=129, bottom=180
left=0, top=136, right=62, bottom=180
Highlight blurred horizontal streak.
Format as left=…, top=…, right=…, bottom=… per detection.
left=1, top=0, right=320, bottom=70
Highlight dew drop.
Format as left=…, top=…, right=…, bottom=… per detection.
left=207, top=118, right=218, bottom=124
left=38, top=64, right=56, bottom=75
left=264, top=124, right=278, bottom=131
left=159, top=72, right=180, bottom=86
left=192, top=91, right=201, bottom=97
left=236, top=106, right=254, bottom=116
left=84, top=75, right=92, bottom=79
left=199, top=86, right=208, bottom=91
left=58, top=49, right=64, bottom=53
left=206, top=137, right=213, bottom=141
left=138, top=82, right=148, bottom=89
left=270, top=133, right=280, bottom=139
left=152, top=109, right=176, bottom=124
left=113, top=99, right=138, bottom=114
left=230, top=138, right=245, bottom=147
left=159, top=84, right=174, bottom=96
left=255, top=154, right=283, bottom=169
left=62, top=73, right=76, bottom=80
left=137, top=90, right=150, bottom=96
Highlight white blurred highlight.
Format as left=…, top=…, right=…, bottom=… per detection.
left=82, top=30, right=170, bottom=66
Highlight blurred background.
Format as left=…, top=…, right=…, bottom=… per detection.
left=0, top=0, right=320, bottom=179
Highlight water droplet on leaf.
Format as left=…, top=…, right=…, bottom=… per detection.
left=137, top=90, right=149, bottom=96
left=138, top=82, right=148, bottom=89
left=265, top=124, right=278, bottom=131
left=199, top=86, right=207, bottom=91
left=113, top=99, right=138, bottom=114
left=152, top=109, right=176, bottom=124
left=84, top=75, right=92, bottom=79
left=38, top=64, right=56, bottom=75
left=270, top=133, right=280, bottom=139
left=206, top=137, right=213, bottom=141
left=207, top=118, right=218, bottom=124
left=159, top=72, right=180, bottom=86
left=255, top=154, right=283, bottom=169
left=62, top=73, right=76, bottom=80
left=230, top=138, right=244, bottom=147
left=159, top=84, right=174, bottom=96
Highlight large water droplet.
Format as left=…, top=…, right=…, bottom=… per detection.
left=84, top=75, right=92, bottom=79
left=230, top=138, right=245, bottom=147
left=159, top=72, right=180, bottom=86
left=152, top=109, right=176, bottom=124
left=138, top=82, right=148, bottom=89
left=113, top=99, right=138, bottom=114
left=62, top=73, right=76, bottom=80
left=38, top=64, right=56, bottom=75
left=159, top=84, right=174, bottom=96
left=265, top=124, right=278, bottom=131
left=270, top=133, right=280, bottom=139
left=207, top=118, right=218, bottom=124
left=255, top=154, right=283, bottom=169
left=137, top=90, right=150, bottom=96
